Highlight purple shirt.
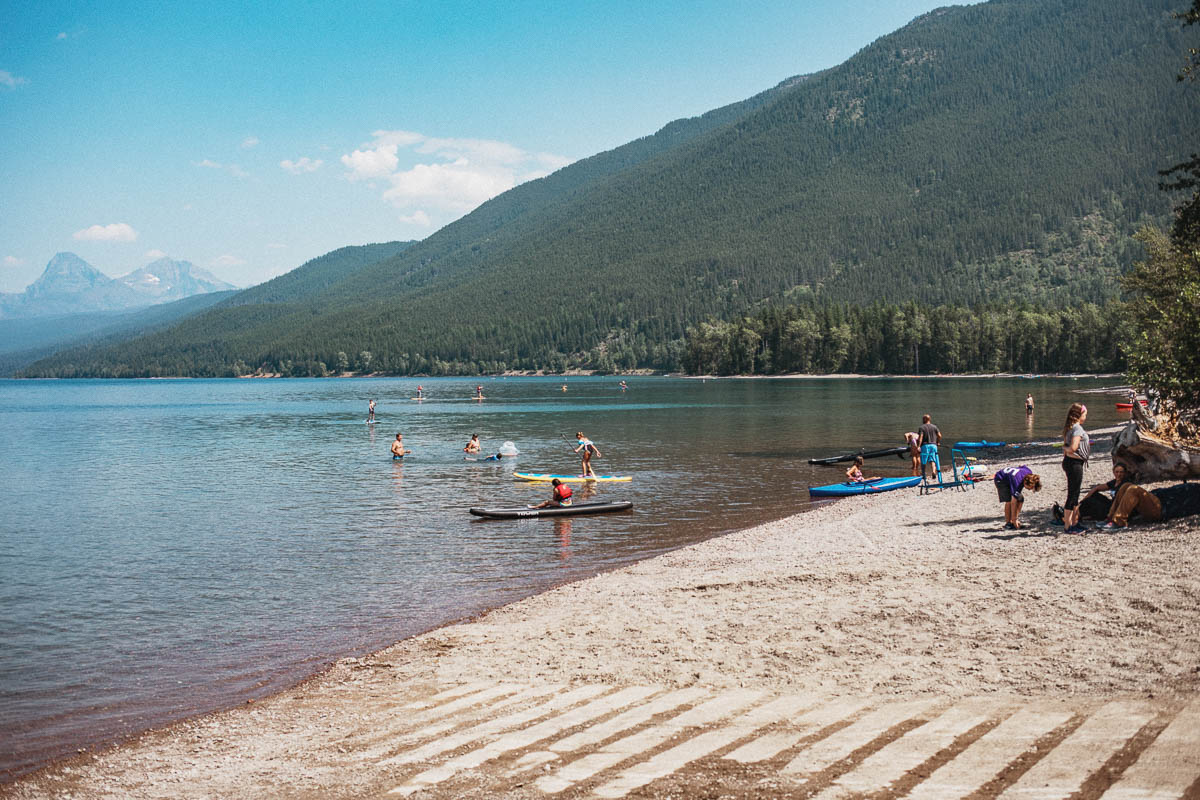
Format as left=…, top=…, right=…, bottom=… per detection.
left=994, top=465, right=1032, bottom=500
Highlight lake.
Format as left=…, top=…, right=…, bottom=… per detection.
left=0, top=375, right=1127, bottom=779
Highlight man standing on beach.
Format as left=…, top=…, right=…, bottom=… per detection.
left=918, top=414, right=941, bottom=479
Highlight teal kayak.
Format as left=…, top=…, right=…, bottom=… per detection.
left=808, top=476, right=922, bottom=497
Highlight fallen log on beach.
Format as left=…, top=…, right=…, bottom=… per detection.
left=1113, top=420, right=1200, bottom=481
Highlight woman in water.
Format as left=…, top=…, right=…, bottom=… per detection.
left=574, top=431, right=600, bottom=477
left=463, top=434, right=481, bottom=454
left=1060, top=402, right=1090, bottom=534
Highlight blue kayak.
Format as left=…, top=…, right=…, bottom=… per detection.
left=808, top=476, right=922, bottom=497
left=954, top=440, right=1007, bottom=449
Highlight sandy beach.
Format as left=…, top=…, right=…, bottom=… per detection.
left=6, top=438, right=1199, bottom=799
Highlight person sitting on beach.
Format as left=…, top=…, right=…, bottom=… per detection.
left=993, top=465, right=1041, bottom=531
left=391, top=433, right=411, bottom=460
left=530, top=478, right=573, bottom=509
left=845, top=456, right=879, bottom=483
left=1097, top=482, right=1200, bottom=529
left=464, top=434, right=481, bottom=454
left=1067, top=462, right=1132, bottom=523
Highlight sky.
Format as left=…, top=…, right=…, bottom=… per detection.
left=0, top=0, right=968, bottom=293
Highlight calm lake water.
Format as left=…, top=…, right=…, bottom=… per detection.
left=0, top=375, right=1126, bottom=778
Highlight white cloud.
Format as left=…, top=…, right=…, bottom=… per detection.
left=73, top=223, right=138, bottom=242
left=145, top=249, right=168, bottom=259
left=213, top=254, right=246, bottom=267
left=241, top=136, right=260, bottom=149
left=342, top=129, right=574, bottom=218
left=4, top=255, right=24, bottom=267
left=383, top=160, right=514, bottom=212
left=341, top=144, right=399, bottom=180
left=398, top=210, right=433, bottom=227
left=0, top=70, right=29, bottom=89
left=195, top=159, right=249, bottom=180
left=280, top=156, right=323, bottom=174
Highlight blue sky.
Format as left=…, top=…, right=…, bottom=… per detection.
left=0, top=0, right=967, bottom=292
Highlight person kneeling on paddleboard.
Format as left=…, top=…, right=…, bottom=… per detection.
left=531, top=478, right=573, bottom=509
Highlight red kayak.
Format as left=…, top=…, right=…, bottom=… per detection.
left=1116, top=401, right=1147, bottom=410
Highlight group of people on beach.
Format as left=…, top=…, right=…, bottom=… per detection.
left=994, top=399, right=1199, bottom=533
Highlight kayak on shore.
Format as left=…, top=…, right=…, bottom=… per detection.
left=469, top=501, right=633, bottom=519
left=954, top=440, right=1008, bottom=449
left=808, top=445, right=909, bottom=465
left=808, top=476, right=922, bottom=497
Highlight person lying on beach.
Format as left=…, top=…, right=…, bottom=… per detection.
left=845, top=456, right=879, bottom=483
left=993, top=465, right=1041, bottom=530
left=530, top=478, right=573, bottom=509
left=391, top=433, right=412, bottom=460
left=1096, top=482, right=1200, bottom=529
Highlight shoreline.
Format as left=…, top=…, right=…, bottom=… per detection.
left=7, top=440, right=1199, bottom=797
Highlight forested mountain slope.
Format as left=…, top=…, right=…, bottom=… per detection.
left=23, top=0, right=1198, bottom=378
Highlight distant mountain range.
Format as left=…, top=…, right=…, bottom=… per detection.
left=18, top=0, right=1200, bottom=378
left=0, top=252, right=236, bottom=320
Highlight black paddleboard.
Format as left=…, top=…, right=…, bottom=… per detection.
left=469, top=501, right=633, bottom=519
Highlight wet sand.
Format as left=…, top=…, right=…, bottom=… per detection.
left=6, top=437, right=1199, bottom=798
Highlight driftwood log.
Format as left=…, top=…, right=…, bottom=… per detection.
left=1113, top=403, right=1200, bottom=481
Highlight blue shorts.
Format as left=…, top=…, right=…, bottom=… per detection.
left=920, top=444, right=939, bottom=464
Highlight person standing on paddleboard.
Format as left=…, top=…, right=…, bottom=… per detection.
left=530, top=478, right=573, bottom=509
left=574, top=431, right=600, bottom=477
left=368, top=398, right=376, bottom=423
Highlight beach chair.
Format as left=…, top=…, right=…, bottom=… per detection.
left=921, top=447, right=975, bottom=494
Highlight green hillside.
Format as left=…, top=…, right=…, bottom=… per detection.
left=22, top=0, right=1198, bottom=378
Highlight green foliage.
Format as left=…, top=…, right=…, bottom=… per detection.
left=682, top=301, right=1129, bottom=376
left=16, top=0, right=1198, bottom=379
left=1123, top=229, right=1200, bottom=407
